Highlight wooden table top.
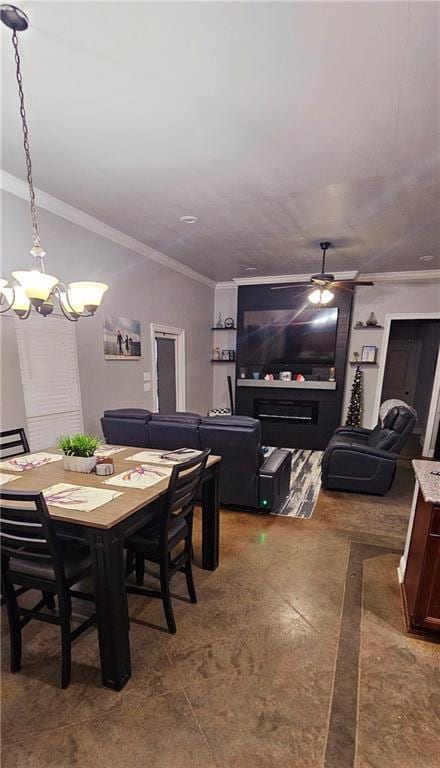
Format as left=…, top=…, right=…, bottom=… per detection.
left=0, top=447, right=220, bottom=530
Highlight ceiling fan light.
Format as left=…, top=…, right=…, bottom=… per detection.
left=308, top=289, right=322, bottom=304
left=12, top=270, right=58, bottom=305
left=321, top=289, right=334, bottom=304
left=68, top=282, right=108, bottom=312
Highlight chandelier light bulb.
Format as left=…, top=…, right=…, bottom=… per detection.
left=12, top=270, right=59, bottom=306
left=60, top=289, right=84, bottom=316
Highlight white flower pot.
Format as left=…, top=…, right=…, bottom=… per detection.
left=63, top=455, right=96, bottom=474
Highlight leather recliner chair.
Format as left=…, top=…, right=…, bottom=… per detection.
left=321, top=400, right=417, bottom=495
left=100, top=409, right=292, bottom=512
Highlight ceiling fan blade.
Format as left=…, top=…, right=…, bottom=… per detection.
left=331, top=280, right=374, bottom=288
left=270, top=281, right=312, bottom=291
left=353, top=281, right=374, bottom=287
left=331, top=283, right=355, bottom=293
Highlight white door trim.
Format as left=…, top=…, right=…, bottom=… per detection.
left=372, top=312, right=440, bottom=452
left=150, top=323, right=186, bottom=413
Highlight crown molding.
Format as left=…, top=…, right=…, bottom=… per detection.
left=358, top=270, right=440, bottom=283
left=231, top=271, right=359, bottom=286
left=0, top=170, right=216, bottom=289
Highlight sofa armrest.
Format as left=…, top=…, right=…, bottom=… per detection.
left=259, top=448, right=291, bottom=477
left=325, top=441, right=398, bottom=461
left=322, top=441, right=397, bottom=495
left=333, top=426, right=371, bottom=438
left=258, top=449, right=292, bottom=512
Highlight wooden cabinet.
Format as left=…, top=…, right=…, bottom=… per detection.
left=402, top=492, right=440, bottom=634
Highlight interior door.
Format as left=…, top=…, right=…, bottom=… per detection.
left=381, top=338, right=422, bottom=407
left=155, top=336, right=177, bottom=413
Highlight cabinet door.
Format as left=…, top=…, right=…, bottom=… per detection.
left=413, top=506, right=440, bottom=632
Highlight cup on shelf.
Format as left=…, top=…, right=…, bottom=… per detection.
left=251, top=372, right=260, bottom=380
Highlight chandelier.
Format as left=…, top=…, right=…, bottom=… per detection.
left=0, top=5, right=108, bottom=321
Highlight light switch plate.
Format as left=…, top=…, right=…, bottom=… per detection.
left=143, top=372, right=151, bottom=381
left=143, top=382, right=151, bottom=392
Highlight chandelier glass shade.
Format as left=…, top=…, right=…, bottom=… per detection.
left=0, top=4, right=108, bottom=321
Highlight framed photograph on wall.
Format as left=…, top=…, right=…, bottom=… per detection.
left=361, top=345, right=377, bottom=363
left=104, top=315, right=141, bottom=360
left=221, top=349, right=230, bottom=361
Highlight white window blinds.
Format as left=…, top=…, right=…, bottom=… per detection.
left=15, top=313, right=83, bottom=450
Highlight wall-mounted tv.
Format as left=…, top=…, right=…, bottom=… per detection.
left=239, top=307, right=339, bottom=367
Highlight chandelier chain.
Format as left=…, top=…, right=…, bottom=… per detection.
left=12, top=28, right=40, bottom=249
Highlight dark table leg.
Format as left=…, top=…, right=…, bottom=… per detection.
left=86, top=527, right=131, bottom=690
left=201, top=462, right=220, bottom=571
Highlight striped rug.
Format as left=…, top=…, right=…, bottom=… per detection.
left=271, top=449, right=323, bottom=518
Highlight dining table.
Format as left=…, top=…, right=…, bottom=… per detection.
left=0, top=445, right=221, bottom=690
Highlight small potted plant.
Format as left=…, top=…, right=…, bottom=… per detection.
left=57, top=433, right=102, bottom=474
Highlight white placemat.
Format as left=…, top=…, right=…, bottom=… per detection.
left=95, top=445, right=127, bottom=457
left=0, top=472, right=20, bottom=486
left=0, top=452, right=63, bottom=473
left=125, top=449, right=201, bottom=466
left=43, top=483, right=122, bottom=512
left=104, top=464, right=172, bottom=490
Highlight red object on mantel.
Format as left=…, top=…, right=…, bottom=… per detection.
left=402, top=492, right=440, bottom=636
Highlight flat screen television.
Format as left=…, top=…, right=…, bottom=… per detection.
left=239, top=307, right=338, bottom=367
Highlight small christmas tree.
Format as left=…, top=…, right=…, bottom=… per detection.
left=346, top=365, right=363, bottom=427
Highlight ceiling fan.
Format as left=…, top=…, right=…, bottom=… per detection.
left=271, top=241, right=374, bottom=304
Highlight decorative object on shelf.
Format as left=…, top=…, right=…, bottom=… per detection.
left=251, top=372, right=260, bottom=380
left=345, top=365, right=363, bottom=427
left=361, top=345, right=377, bottom=363
left=0, top=6, right=108, bottom=321
left=353, top=351, right=360, bottom=362
left=103, top=315, right=141, bottom=359
left=366, top=312, right=378, bottom=326
left=296, top=373, right=306, bottom=382
left=216, top=313, right=224, bottom=328
left=224, top=317, right=235, bottom=329
left=329, top=367, right=336, bottom=382
left=239, top=367, right=247, bottom=379
left=57, top=433, right=102, bottom=474
left=355, top=320, right=364, bottom=328
left=213, top=346, right=221, bottom=360
left=264, top=374, right=274, bottom=381
left=280, top=371, right=292, bottom=382
left=221, top=349, right=230, bottom=361
left=228, top=349, right=235, bottom=361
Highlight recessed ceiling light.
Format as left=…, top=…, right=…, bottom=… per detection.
left=419, top=255, right=434, bottom=262
left=179, top=215, right=198, bottom=224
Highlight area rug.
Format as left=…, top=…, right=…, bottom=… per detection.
left=271, top=449, right=323, bottom=518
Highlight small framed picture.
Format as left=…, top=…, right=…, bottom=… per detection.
left=221, top=349, right=230, bottom=361
left=361, top=345, right=377, bottom=363
left=228, top=349, right=235, bottom=361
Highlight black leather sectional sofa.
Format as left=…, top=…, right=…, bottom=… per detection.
left=101, top=409, right=292, bottom=512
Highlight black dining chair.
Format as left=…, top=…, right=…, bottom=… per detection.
left=0, top=489, right=96, bottom=688
left=125, top=449, right=210, bottom=634
left=0, top=428, right=30, bottom=459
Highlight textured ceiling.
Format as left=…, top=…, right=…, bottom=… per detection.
left=1, top=1, right=439, bottom=282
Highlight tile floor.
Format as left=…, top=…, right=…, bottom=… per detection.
left=1, top=459, right=439, bottom=768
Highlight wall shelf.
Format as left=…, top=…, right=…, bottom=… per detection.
left=211, top=327, right=237, bottom=331
left=211, top=359, right=236, bottom=363
left=352, top=325, right=383, bottom=330
left=237, top=379, right=336, bottom=390
left=349, top=361, right=378, bottom=366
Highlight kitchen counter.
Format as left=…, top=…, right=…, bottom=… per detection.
left=412, top=459, right=440, bottom=504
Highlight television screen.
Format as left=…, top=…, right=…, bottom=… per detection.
left=239, top=307, right=338, bottom=366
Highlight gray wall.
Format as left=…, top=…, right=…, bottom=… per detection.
left=1, top=191, right=214, bottom=436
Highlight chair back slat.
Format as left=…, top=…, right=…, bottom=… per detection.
left=0, top=490, right=65, bottom=583
left=158, top=450, right=210, bottom=542
left=0, top=428, right=30, bottom=459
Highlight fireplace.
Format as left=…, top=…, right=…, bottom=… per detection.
left=253, top=399, right=319, bottom=425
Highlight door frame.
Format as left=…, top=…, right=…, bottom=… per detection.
left=372, top=312, right=440, bottom=456
left=150, top=323, right=186, bottom=413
